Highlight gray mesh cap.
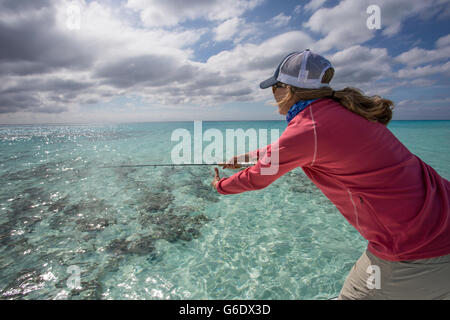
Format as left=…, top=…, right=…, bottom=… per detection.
left=259, top=49, right=333, bottom=89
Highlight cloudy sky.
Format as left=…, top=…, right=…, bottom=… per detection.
left=0, top=0, right=449, bottom=124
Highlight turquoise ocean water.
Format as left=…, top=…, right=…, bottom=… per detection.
left=0, top=120, right=449, bottom=300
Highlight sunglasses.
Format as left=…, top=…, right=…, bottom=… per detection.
left=272, top=82, right=288, bottom=89
left=272, top=82, right=288, bottom=93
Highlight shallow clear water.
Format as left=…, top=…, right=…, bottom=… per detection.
left=0, top=120, right=449, bottom=300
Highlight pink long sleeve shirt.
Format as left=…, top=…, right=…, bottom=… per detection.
left=216, top=98, right=450, bottom=261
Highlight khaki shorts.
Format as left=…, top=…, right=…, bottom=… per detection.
left=338, top=250, right=450, bottom=300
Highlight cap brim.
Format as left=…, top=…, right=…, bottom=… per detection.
left=259, top=76, right=278, bottom=89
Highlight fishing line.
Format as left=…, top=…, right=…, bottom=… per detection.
left=99, top=162, right=255, bottom=169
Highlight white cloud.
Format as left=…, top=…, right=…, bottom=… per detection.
left=437, top=34, right=450, bottom=48
left=396, top=61, right=450, bottom=78
left=394, top=34, right=450, bottom=78
left=52, top=1, right=205, bottom=61
left=328, top=45, right=392, bottom=86
left=213, top=17, right=241, bottom=42
left=395, top=37, right=450, bottom=67
left=269, top=13, right=291, bottom=27
left=304, top=0, right=327, bottom=12
left=394, top=97, right=450, bottom=120
left=126, top=0, right=264, bottom=27
left=204, top=31, right=315, bottom=101
left=0, top=0, right=210, bottom=114
left=212, top=12, right=295, bottom=45
left=206, top=31, right=314, bottom=75
left=1, top=0, right=449, bottom=122
left=397, top=97, right=450, bottom=107
left=304, top=0, right=373, bottom=52
left=304, top=0, right=449, bottom=52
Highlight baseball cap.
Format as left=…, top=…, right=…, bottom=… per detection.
left=259, top=49, right=333, bottom=89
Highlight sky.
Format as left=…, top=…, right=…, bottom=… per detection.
left=0, top=0, right=449, bottom=124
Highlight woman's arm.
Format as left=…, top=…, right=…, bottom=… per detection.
left=220, top=146, right=268, bottom=170
left=247, top=145, right=268, bottom=162
left=215, top=119, right=316, bottom=195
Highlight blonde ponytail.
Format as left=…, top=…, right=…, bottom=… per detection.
left=278, top=68, right=395, bottom=125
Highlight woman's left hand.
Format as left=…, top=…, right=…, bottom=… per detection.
left=211, top=168, right=220, bottom=189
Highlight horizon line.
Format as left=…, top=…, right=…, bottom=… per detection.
left=0, top=119, right=450, bottom=126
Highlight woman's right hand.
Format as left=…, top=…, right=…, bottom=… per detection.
left=219, top=153, right=249, bottom=170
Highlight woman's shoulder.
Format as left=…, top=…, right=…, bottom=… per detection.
left=309, top=98, right=381, bottom=129
left=288, top=98, right=336, bottom=127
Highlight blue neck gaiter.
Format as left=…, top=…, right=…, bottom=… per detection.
left=286, top=99, right=318, bottom=123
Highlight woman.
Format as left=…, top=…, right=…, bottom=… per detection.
left=211, top=49, right=450, bottom=300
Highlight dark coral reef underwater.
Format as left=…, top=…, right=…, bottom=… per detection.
left=0, top=162, right=216, bottom=299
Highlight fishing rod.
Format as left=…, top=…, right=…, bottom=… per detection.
left=99, top=162, right=255, bottom=169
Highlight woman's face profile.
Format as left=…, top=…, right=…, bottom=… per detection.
left=272, top=86, right=290, bottom=115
